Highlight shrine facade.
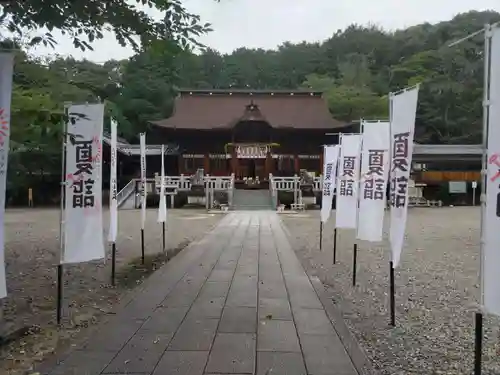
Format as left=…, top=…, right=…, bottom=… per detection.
left=148, top=89, right=352, bottom=182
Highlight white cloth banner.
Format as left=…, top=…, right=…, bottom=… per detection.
left=483, top=26, right=500, bottom=316
left=158, top=144, right=167, bottom=223
left=140, top=133, right=147, bottom=229
left=357, top=121, right=390, bottom=242
left=0, top=53, right=14, bottom=298
left=389, top=86, right=419, bottom=268
left=63, top=104, right=105, bottom=264
left=108, top=119, right=118, bottom=242
left=335, top=134, right=362, bottom=229
left=320, top=145, right=340, bottom=223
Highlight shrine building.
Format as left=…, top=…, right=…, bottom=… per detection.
left=147, top=89, right=352, bottom=184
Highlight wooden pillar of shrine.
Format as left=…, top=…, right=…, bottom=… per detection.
left=178, top=155, right=184, bottom=174
left=294, top=154, right=300, bottom=174
left=203, top=154, right=210, bottom=174
left=231, top=147, right=238, bottom=177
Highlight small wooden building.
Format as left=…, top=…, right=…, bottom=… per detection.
left=149, top=89, right=352, bottom=181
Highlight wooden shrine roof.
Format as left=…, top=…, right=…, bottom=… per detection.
left=151, top=89, right=346, bottom=130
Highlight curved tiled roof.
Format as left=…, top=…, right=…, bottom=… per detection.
left=151, top=90, right=346, bottom=130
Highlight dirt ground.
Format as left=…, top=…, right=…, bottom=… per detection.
left=0, top=208, right=224, bottom=375
left=281, top=207, right=500, bottom=375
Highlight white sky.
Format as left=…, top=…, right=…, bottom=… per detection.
left=28, top=0, right=500, bottom=63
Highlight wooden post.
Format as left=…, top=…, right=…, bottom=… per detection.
left=319, top=151, right=323, bottom=174
left=294, top=154, right=300, bottom=174
left=231, top=147, right=238, bottom=178
left=178, top=155, right=184, bottom=174
left=204, top=154, right=210, bottom=174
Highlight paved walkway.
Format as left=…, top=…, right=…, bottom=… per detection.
left=45, top=212, right=360, bottom=375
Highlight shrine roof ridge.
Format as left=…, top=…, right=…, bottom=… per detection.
left=152, top=89, right=344, bottom=130
left=178, top=89, right=324, bottom=97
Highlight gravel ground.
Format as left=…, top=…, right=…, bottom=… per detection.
left=282, top=207, right=500, bottom=375
left=0, top=208, right=224, bottom=375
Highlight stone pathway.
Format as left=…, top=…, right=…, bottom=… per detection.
left=43, top=212, right=360, bottom=375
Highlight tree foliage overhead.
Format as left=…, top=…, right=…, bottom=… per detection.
left=0, top=0, right=212, bottom=50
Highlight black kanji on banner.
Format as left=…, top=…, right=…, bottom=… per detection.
left=390, top=132, right=410, bottom=208
left=72, top=138, right=95, bottom=208
left=392, top=132, right=410, bottom=172
left=323, top=163, right=333, bottom=197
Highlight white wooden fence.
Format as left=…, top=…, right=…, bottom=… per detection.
left=153, top=173, right=235, bottom=210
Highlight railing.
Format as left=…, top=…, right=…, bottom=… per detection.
left=271, top=176, right=299, bottom=191
left=154, top=174, right=192, bottom=191
left=205, top=175, right=233, bottom=190
left=269, top=174, right=302, bottom=208
left=313, top=176, right=322, bottom=191
left=205, top=174, right=235, bottom=210
left=117, top=179, right=137, bottom=207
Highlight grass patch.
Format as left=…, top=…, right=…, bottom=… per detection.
left=116, top=241, right=190, bottom=288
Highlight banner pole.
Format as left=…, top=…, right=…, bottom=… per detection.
left=474, top=312, right=483, bottom=375
left=352, top=120, right=363, bottom=287
left=319, top=145, right=326, bottom=251
left=56, top=265, right=63, bottom=324
left=141, top=228, right=145, bottom=264
left=387, top=93, right=396, bottom=328
left=111, top=243, right=116, bottom=286
left=352, top=243, right=357, bottom=286
left=389, top=261, right=396, bottom=326
left=319, top=222, right=323, bottom=251
left=162, top=222, right=166, bottom=254
left=333, top=228, right=337, bottom=264
left=474, top=23, right=493, bottom=375
left=57, top=106, right=69, bottom=325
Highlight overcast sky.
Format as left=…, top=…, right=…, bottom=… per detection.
left=29, top=0, right=500, bottom=63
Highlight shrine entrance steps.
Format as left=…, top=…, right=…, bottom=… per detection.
left=41, top=212, right=363, bottom=375
left=232, top=189, right=273, bottom=210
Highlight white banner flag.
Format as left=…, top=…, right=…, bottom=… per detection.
left=357, top=121, right=390, bottom=242
left=483, top=25, right=500, bottom=316
left=0, top=53, right=14, bottom=298
left=158, top=144, right=167, bottom=223
left=389, top=86, right=419, bottom=267
left=140, top=133, right=147, bottom=229
left=63, top=104, right=105, bottom=264
left=320, top=145, right=340, bottom=223
left=108, top=119, right=118, bottom=243
left=335, top=134, right=362, bottom=229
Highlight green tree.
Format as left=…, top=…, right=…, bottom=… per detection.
left=116, top=45, right=178, bottom=137
left=0, top=0, right=213, bottom=50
